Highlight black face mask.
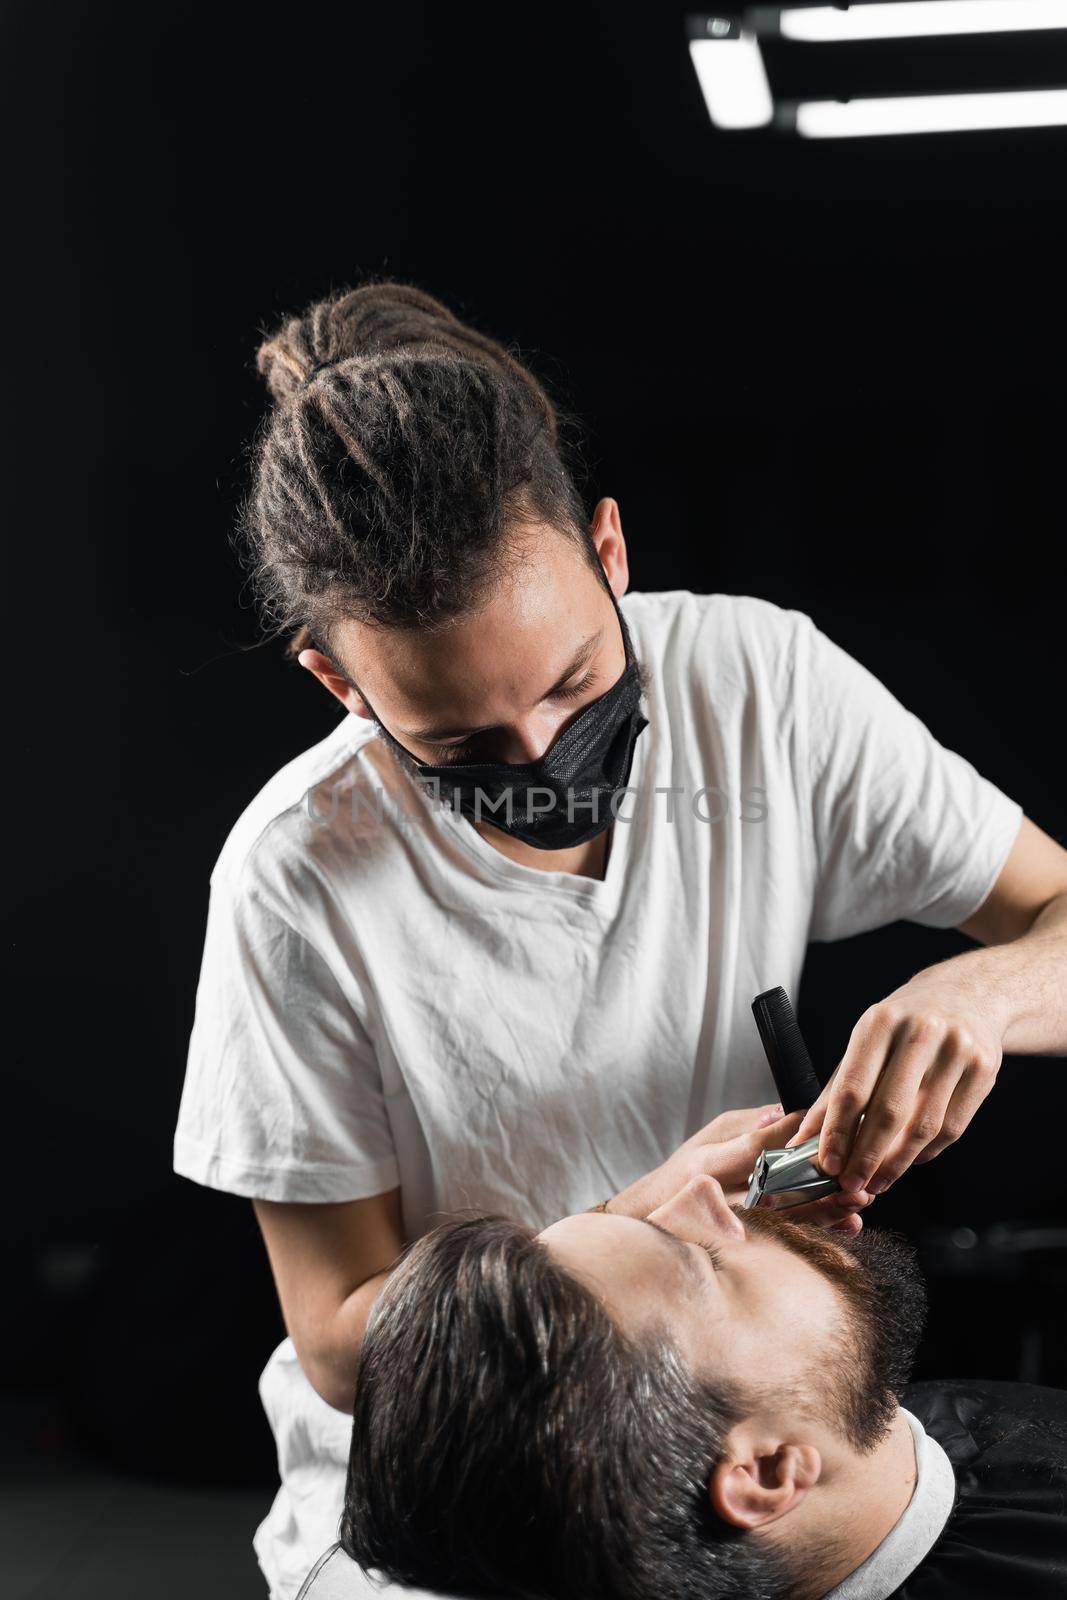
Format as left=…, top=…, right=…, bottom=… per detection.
left=370, top=598, right=649, bottom=851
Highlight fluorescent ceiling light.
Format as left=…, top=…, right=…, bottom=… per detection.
left=689, top=33, right=774, bottom=128
left=780, top=2, right=1067, bottom=43
left=796, top=87, right=1067, bottom=135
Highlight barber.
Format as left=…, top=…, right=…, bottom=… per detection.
left=174, top=280, right=1067, bottom=1600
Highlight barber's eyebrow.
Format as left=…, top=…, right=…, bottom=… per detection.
left=400, top=628, right=605, bottom=743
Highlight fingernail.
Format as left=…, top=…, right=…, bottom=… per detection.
left=838, top=1171, right=865, bottom=1193
left=867, top=1176, right=889, bottom=1195
left=821, top=1149, right=842, bottom=1175
left=759, top=1104, right=785, bottom=1126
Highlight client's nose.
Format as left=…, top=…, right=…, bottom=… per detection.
left=646, top=1173, right=746, bottom=1242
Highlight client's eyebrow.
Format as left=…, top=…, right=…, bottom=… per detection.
left=638, top=1216, right=709, bottom=1288
left=400, top=628, right=605, bottom=743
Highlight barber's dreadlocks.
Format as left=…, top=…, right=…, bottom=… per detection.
left=237, top=277, right=600, bottom=665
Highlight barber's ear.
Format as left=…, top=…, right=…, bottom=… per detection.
left=297, top=648, right=371, bottom=718
left=710, top=1435, right=821, bottom=1529
left=589, top=497, right=629, bottom=601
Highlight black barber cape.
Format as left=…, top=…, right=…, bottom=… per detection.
left=891, top=1379, right=1067, bottom=1597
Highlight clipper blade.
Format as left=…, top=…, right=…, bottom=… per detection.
left=744, top=1134, right=842, bottom=1210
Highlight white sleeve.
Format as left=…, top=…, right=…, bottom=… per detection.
left=799, top=613, right=1023, bottom=943
left=173, top=865, right=401, bottom=1202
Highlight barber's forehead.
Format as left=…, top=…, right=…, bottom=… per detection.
left=349, top=590, right=608, bottom=718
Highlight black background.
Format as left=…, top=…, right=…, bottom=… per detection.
left=7, top=1, right=1067, bottom=1489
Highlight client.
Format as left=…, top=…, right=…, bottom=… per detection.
left=334, top=1174, right=1067, bottom=1600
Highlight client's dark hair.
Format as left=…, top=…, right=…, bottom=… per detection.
left=238, top=276, right=605, bottom=668
left=340, top=1216, right=791, bottom=1600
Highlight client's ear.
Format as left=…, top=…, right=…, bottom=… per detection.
left=710, top=1429, right=821, bottom=1529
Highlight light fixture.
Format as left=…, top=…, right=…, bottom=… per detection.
left=778, top=2, right=1067, bottom=43
left=688, top=28, right=775, bottom=128
left=795, top=86, right=1067, bottom=135
left=686, top=8, right=1067, bottom=137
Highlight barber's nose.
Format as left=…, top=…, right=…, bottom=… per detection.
left=501, top=727, right=550, bottom=763
left=647, top=1174, right=746, bottom=1243
left=497, top=710, right=568, bottom=765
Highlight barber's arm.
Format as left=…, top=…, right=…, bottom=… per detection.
left=253, top=1188, right=405, bottom=1414
left=790, top=816, right=1067, bottom=1198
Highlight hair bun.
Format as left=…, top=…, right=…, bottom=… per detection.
left=240, top=274, right=587, bottom=653
left=253, top=278, right=468, bottom=405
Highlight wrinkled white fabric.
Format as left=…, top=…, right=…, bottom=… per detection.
left=173, top=590, right=1021, bottom=1597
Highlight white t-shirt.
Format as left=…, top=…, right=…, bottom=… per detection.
left=173, top=589, right=1021, bottom=1599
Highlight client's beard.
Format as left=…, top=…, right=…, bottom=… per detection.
left=733, top=1206, right=928, bottom=1454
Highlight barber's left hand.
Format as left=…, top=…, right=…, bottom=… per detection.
left=786, top=974, right=1004, bottom=1197
left=609, top=1103, right=870, bottom=1235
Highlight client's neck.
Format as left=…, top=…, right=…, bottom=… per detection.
left=774, top=1405, right=918, bottom=1600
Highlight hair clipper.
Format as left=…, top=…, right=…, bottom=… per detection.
left=744, top=987, right=842, bottom=1210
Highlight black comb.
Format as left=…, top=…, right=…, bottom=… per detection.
left=751, top=987, right=822, bottom=1114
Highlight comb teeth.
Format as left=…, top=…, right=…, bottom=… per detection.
left=751, top=987, right=822, bottom=1114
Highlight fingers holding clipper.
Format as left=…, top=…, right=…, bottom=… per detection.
left=855, top=1065, right=957, bottom=1193
left=781, top=1187, right=874, bottom=1231
left=911, top=1072, right=982, bottom=1165
left=810, top=1015, right=894, bottom=1179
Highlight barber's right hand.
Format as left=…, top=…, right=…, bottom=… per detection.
left=604, top=1103, right=872, bottom=1235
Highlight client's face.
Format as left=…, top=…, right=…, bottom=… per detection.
left=539, top=1178, right=925, bottom=1451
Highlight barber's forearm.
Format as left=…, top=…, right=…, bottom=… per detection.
left=949, top=890, right=1067, bottom=1055
left=308, top=1266, right=394, bottom=1414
